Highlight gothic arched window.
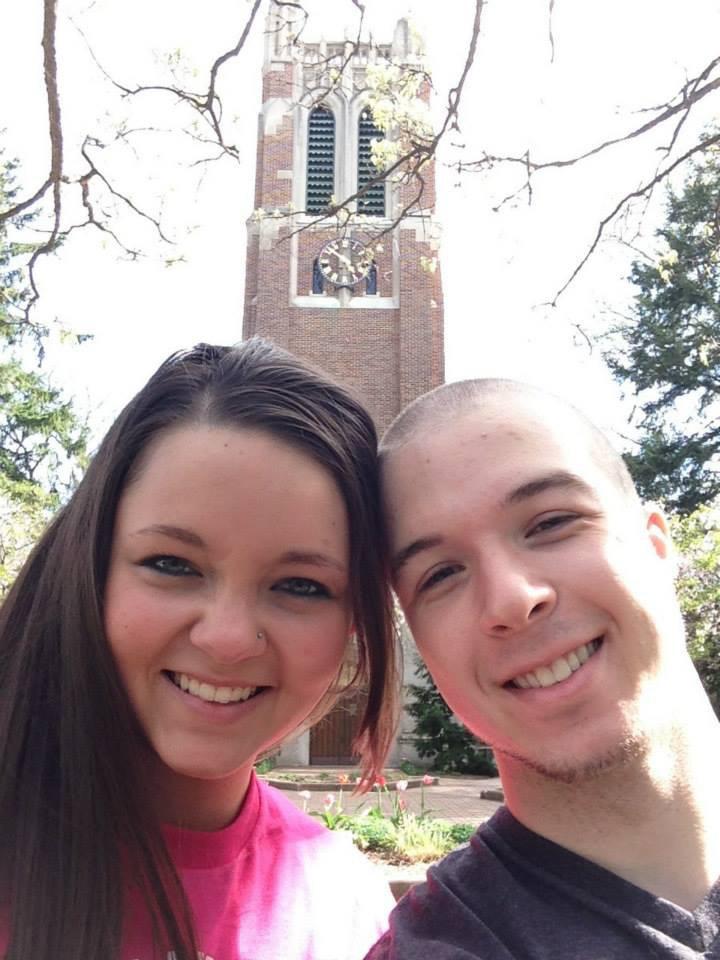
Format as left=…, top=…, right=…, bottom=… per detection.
left=357, top=108, right=386, bottom=216
left=306, top=107, right=336, bottom=214
left=312, top=258, right=325, bottom=294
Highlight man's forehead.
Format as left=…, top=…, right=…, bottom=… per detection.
left=381, top=401, right=616, bottom=533
left=387, top=400, right=581, bottom=474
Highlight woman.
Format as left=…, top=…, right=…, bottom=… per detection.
left=0, top=339, right=398, bottom=959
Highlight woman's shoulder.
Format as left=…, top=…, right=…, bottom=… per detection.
left=256, top=779, right=383, bottom=871
left=257, top=779, right=345, bottom=843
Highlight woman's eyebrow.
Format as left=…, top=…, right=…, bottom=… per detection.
left=392, top=535, right=444, bottom=575
left=135, top=524, right=205, bottom=547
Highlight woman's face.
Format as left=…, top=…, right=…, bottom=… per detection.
left=104, top=424, right=351, bottom=825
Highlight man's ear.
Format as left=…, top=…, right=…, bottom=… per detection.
left=645, top=504, right=672, bottom=562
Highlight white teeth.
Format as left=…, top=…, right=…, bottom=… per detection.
left=535, top=666, right=556, bottom=688
left=551, top=657, right=572, bottom=683
left=171, top=672, right=258, bottom=704
left=511, top=639, right=600, bottom=691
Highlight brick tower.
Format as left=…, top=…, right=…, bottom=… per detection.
left=243, top=13, right=444, bottom=435
left=243, top=12, right=444, bottom=766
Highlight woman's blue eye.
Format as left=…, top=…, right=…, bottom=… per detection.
left=275, top=577, right=329, bottom=598
left=142, top=555, right=196, bottom=577
left=420, top=565, right=460, bottom=592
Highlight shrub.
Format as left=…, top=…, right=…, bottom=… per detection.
left=254, top=754, right=278, bottom=775
left=672, top=502, right=720, bottom=715
left=448, top=822, right=476, bottom=846
left=343, top=812, right=396, bottom=854
left=392, top=814, right=455, bottom=862
left=406, top=659, right=498, bottom=775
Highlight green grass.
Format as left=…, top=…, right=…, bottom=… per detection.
left=329, top=808, right=476, bottom=864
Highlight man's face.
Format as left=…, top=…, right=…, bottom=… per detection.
left=383, top=398, right=684, bottom=780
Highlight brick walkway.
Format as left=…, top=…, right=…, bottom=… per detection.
left=269, top=769, right=504, bottom=825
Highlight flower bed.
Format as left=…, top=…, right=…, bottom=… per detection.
left=262, top=770, right=439, bottom=791
left=301, top=777, right=475, bottom=866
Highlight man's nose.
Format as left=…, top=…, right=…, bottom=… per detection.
left=477, top=556, right=556, bottom=637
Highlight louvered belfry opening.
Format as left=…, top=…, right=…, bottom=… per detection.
left=357, top=108, right=386, bottom=216
left=306, top=106, right=335, bottom=213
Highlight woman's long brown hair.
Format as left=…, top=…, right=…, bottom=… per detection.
left=0, top=338, right=398, bottom=959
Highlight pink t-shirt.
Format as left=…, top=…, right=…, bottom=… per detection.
left=122, top=773, right=394, bottom=960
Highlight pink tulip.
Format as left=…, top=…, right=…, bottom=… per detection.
left=396, top=779, right=409, bottom=792
left=422, top=773, right=434, bottom=785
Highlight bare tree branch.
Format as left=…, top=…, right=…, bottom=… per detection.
left=549, top=130, right=720, bottom=306
left=43, top=0, right=63, bottom=239
left=21, top=0, right=65, bottom=319
left=207, top=0, right=265, bottom=109
left=548, top=0, right=556, bottom=64
left=78, top=137, right=174, bottom=244
left=457, top=56, right=720, bottom=178
left=0, top=178, right=52, bottom=225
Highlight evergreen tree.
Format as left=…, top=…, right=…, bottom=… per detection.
left=0, top=144, right=86, bottom=593
left=0, top=149, right=39, bottom=341
left=605, top=140, right=720, bottom=515
left=406, top=659, right=497, bottom=775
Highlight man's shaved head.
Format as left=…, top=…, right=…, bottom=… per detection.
left=380, top=378, right=640, bottom=505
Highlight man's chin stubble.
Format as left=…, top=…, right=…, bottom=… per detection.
left=494, top=734, right=648, bottom=786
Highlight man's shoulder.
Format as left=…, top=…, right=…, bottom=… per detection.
left=365, top=806, right=720, bottom=960
left=364, top=812, right=519, bottom=960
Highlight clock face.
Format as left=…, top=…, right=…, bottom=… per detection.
left=317, top=238, right=371, bottom=287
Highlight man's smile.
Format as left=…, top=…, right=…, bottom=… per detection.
left=507, top=638, right=603, bottom=690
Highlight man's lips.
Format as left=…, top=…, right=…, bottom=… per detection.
left=505, top=637, right=603, bottom=690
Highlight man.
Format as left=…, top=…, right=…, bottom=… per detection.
left=367, top=378, right=720, bottom=959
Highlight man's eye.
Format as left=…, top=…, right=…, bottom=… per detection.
left=274, top=577, right=330, bottom=598
left=142, top=555, right=197, bottom=577
left=528, top=514, right=577, bottom=537
left=419, top=564, right=462, bottom=593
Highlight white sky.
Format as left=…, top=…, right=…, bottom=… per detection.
left=2, top=0, right=719, bottom=446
